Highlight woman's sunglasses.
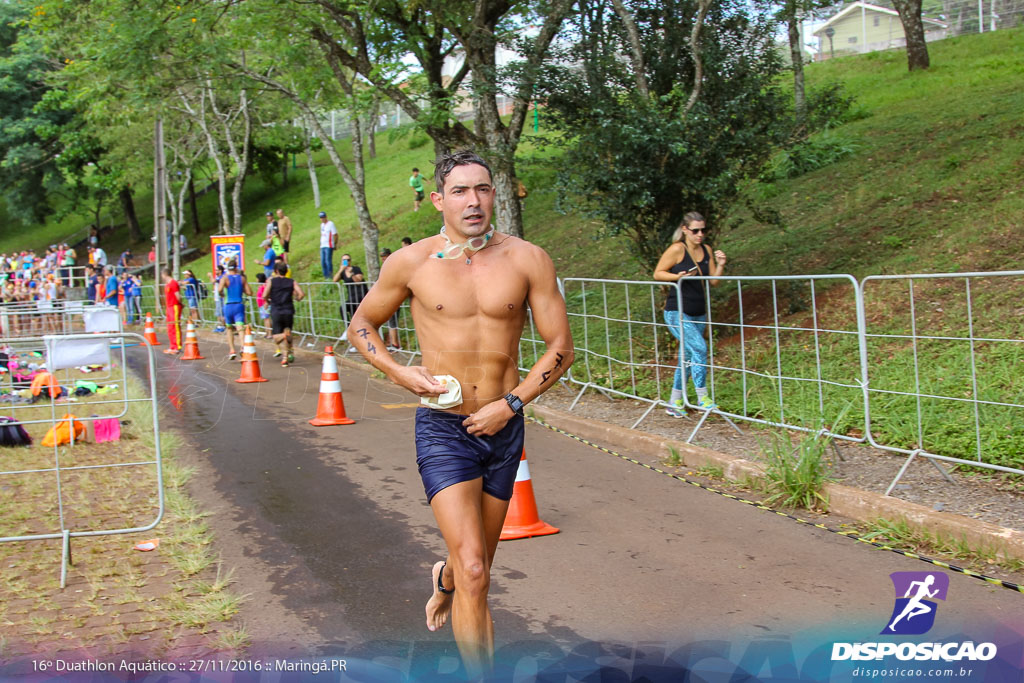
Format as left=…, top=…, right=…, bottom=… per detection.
left=687, top=227, right=709, bottom=234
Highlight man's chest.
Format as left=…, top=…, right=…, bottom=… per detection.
left=409, top=263, right=528, bottom=320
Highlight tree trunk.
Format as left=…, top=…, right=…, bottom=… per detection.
left=367, top=96, right=380, bottom=159
left=788, top=10, right=806, bottom=124
left=198, top=109, right=230, bottom=233
left=685, top=0, right=713, bottom=114
left=181, top=87, right=231, bottom=233
left=119, top=187, right=142, bottom=242
left=306, top=134, right=321, bottom=209
left=172, top=224, right=181, bottom=278
left=173, top=168, right=191, bottom=278
left=433, top=138, right=450, bottom=160
left=490, top=157, right=524, bottom=239
left=894, top=0, right=931, bottom=70
left=225, top=87, right=252, bottom=234
left=345, top=105, right=380, bottom=279
left=609, top=0, right=649, bottom=98
left=301, top=111, right=380, bottom=278
left=93, top=196, right=104, bottom=239
left=188, top=176, right=200, bottom=235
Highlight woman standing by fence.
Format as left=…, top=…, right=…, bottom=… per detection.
left=653, top=212, right=727, bottom=416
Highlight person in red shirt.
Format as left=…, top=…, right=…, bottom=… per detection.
left=162, top=267, right=182, bottom=353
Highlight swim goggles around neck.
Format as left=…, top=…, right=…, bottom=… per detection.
left=431, top=225, right=495, bottom=262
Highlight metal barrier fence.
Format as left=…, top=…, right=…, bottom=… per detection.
left=1, top=301, right=76, bottom=337
left=680, top=274, right=866, bottom=445
left=304, top=281, right=348, bottom=346
left=861, top=270, right=1024, bottom=492
left=1, top=301, right=125, bottom=385
left=143, top=279, right=422, bottom=363
left=560, top=273, right=1023, bottom=486
left=0, top=331, right=163, bottom=587
left=134, top=269, right=1024, bottom=487
left=560, top=279, right=691, bottom=428
left=137, top=284, right=162, bottom=320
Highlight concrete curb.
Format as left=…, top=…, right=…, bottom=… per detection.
left=528, top=403, right=1024, bottom=564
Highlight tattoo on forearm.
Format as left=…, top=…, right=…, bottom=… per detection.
left=356, top=328, right=370, bottom=339
left=367, top=342, right=377, bottom=355
left=540, top=352, right=566, bottom=385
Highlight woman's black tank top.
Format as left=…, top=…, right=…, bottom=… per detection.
left=664, top=245, right=710, bottom=316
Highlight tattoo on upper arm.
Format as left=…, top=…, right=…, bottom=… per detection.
left=540, top=352, right=565, bottom=385
left=367, top=342, right=377, bottom=355
left=356, top=328, right=370, bottom=339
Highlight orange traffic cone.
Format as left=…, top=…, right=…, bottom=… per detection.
left=143, top=313, right=161, bottom=346
left=235, top=326, right=268, bottom=383
left=500, top=450, right=559, bottom=540
left=309, top=346, right=355, bottom=426
left=181, top=321, right=205, bottom=360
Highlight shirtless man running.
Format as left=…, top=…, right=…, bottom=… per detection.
left=347, top=150, right=573, bottom=677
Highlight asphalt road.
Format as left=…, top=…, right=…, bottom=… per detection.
left=135, top=336, right=1023, bottom=679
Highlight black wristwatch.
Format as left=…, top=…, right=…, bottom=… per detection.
left=504, top=392, right=525, bottom=416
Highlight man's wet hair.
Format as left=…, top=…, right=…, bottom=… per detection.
left=275, top=261, right=288, bottom=275
left=433, top=150, right=492, bottom=195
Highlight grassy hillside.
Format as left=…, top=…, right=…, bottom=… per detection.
left=725, top=27, right=1024, bottom=279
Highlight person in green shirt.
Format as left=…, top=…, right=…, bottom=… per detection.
left=409, top=167, right=428, bottom=212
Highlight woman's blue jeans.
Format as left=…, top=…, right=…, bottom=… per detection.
left=125, top=295, right=140, bottom=324
left=664, top=310, right=708, bottom=391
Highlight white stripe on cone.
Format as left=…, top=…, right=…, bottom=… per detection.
left=319, top=380, right=342, bottom=393
left=515, top=460, right=532, bottom=483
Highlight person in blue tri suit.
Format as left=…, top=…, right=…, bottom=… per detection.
left=216, top=258, right=252, bottom=360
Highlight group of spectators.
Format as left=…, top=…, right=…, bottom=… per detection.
left=0, top=247, right=74, bottom=335
left=258, top=209, right=294, bottom=281
left=0, top=206, right=409, bottom=345
left=0, top=239, right=136, bottom=334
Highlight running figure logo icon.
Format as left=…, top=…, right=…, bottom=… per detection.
left=881, top=571, right=950, bottom=635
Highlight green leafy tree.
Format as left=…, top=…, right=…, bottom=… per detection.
left=540, top=0, right=789, bottom=267
left=29, top=0, right=266, bottom=235
left=301, top=0, right=574, bottom=238
left=226, top=0, right=386, bottom=275
left=0, top=3, right=72, bottom=226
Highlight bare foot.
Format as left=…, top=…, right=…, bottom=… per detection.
left=425, top=560, right=454, bottom=632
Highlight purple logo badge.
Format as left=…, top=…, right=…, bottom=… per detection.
left=881, top=571, right=949, bottom=635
